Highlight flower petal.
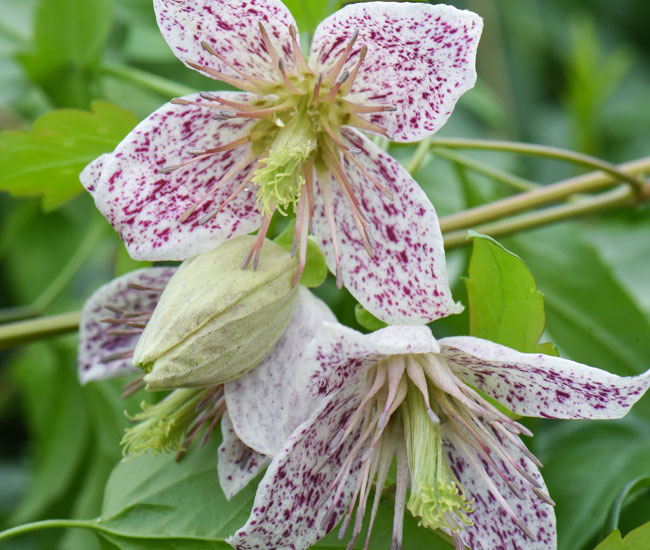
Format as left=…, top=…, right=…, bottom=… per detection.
left=227, top=378, right=365, bottom=550
left=313, top=130, right=462, bottom=324
left=310, top=3, right=482, bottom=142
left=224, top=287, right=337, bottom=456
left=306, top=323, right=439, bottom=398
left=440, top=336, right=650, bottom=419
left=218, top=412, right=270, bottom=500
left=154, top=0, right=298, bottom=82
left=91, top=92, right=261, bottom=261
left=79, top=153, right=109, bottom=195
left=77, top=267, right=176, bottom=384
left=443, top=425, right=556, bottom=550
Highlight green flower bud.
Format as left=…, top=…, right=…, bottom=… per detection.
left=134, top=236, right=298, bottom=390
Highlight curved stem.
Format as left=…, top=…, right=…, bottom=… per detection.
left=439, top=156, right=650, bottom=233
left=443, top=182, right=648, bottom=249
left=428, top=138, right=647, bottom=194
left=405, top=138, right=432, bottom=174
left=102, top=63, right=195, bottom=98
left=431, top=147, right=538, bottom=192
left=0, top=311, right=81, bottom=350
left=35, top=223, right=104, bottom=312
left=0, top=519, right=97, bottom=542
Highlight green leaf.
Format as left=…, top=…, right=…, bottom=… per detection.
left=9, top=343, right=89, bottom=524
left=535, top=419, right=650, bottom=550
left=0, top=101, right=138, bottom=210
left=604, top=476, right=650, bottom=534
left=464, top=232, right=556, bottom=354
left=18, top=0, right=113, bottom=107
left=507, top=224, right=650, bottom=386
left=95, top=441, right=256, bottom=544
left=354, top=304, right=387, bottom=332
left=274, top=220, right=328, bottom=287
left=593, top=521, right=650, bottom=550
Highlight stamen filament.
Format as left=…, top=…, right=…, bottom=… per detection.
left=199, top=169, right=257, bottom=225
left=258, top=22, right=281, bottom=72
left=185, top=60, right=264, bottom=94
left=325, top=29, right=359, bottom=86
left=341, top=148, right=394, bottom=200
left=278, top=59, right=303, bottom=94
left=348, top=113, right=393, bottom=140
left=318, top=175, right=343, bottom=287
left=309, top=73, right=323, bottom=106
left=179, top=154, right=255, bottom=222
left=289, top=25, right=310, bottom=74
left=201, top=40, right=275, bottom=89
left=340, top=44, right=368, bottom=95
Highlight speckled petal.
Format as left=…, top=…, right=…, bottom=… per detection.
left=440, top=336, right=650, bottom=419
left=79, top=153, right=109, bottom=195
left=310, top=3, right=482, bottom=142
left=227, top=377, right=365, bottom=550
left=154, top=0, right=298, bottom=82
left=78, top=268, right=176, bottom=384
left=313, top=130, right=462, bottom=324
left=224, top=288, right=336, bottom=457
left=307, top=323, right=439, bottom=398
left=443, top=425, right=555, bottom=550
left=91, top=92, right=261, bottom=261
left=218, top=412, right=270, bottom=500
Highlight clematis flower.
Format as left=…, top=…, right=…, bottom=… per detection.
left=80, top=0, right=482, bottom=324
left=229, top=324, right=650, bottom=550
left=78, top=266, right=337, bottom=498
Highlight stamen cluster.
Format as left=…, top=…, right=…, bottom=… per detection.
left=321, top=353, right=548, bottom=550
left=166, top=24, right=396, bottom=284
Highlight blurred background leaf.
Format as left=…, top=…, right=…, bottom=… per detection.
left=0, top=101, right=137, bottom=210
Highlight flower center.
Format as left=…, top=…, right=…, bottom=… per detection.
left=317, top=353, right=550, bottom=549
left=166, top=24, right=397, bottom=282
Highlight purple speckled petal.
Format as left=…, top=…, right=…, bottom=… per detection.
left=313, top=129, right=462, bottom=324
left=91, top=92, right=261, bottom=261
left=79, top=153, right=109, bottom=195
left=307, top=323, right=439, bottom=398
left=443, top=425, right=555, bottom=550
left=218, top=412, right=270, bottom=500
left=154, top=0, right=298, bottom=83
left=78, top=267, right=176, bottom=384
left=224, top=288, right=336, bottom=457
left=310, top=3, right=482, bottom=142
left=440, top=336, right=650, bottom=420
left=227, top=377, right=365, bottom=550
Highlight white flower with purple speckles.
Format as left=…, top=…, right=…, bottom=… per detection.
left=80, top=0, right=483, bottom=324
left=227, top=324, right=650, bottom=550
left=78, top=267, right=337, bottom=499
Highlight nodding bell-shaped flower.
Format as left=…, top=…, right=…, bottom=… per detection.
left=134, top=236, right=298, bottom=390
left=80, top=0, right=482, bottom=325
left=77, top=242, right=337, bottom=499
left=228, top=324, right=650, bottom=550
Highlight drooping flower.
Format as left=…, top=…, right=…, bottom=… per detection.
left=78, top=260, right=337, bottom=498
left=80, top=0, right=482, bottom=324
left=228, top=324, right=650, bottom=550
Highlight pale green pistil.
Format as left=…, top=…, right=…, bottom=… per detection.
left=402, top=383, right=474, bottom=532
left=252, top=115, right=316, bottom=216
left=121, top=388, right=207, bottom=457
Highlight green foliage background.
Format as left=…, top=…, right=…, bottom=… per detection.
left=0, top=0, right=649, bottom=549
